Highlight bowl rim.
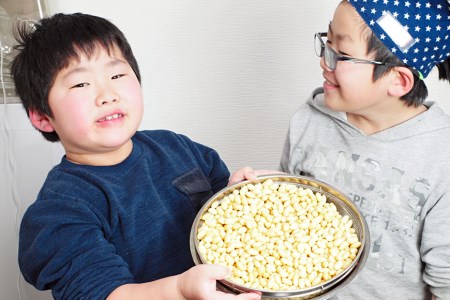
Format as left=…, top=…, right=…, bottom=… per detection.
left=190, top=174, right=370, bottom=297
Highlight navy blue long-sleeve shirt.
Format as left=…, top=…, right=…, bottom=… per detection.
left=19, top=130, right=230, bottom=299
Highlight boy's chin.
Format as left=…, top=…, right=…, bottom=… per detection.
left=323, top=95, right=346, bottom=112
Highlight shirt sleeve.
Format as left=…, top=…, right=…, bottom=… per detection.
left=19, top=198, right=135, bottom=300
left=279, top=127, right=292, bottom=173
left=421, top=190, right=450, bottom=299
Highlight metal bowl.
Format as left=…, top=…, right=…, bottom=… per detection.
left=190, top=174, right=370, bottom=299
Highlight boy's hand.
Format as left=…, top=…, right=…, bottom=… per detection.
left=228, top=167, right=284, bottom=186
left=177, top=264, right=261, bottom=300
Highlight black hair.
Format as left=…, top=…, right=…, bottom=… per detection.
left=365, top=24, right=450, bottom=108
left=10, top=13, right=141, bottom=142
left=366, top=31, right=428, bottom=107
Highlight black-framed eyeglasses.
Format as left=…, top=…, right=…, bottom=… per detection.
left=314, top=32, right=398, bottom=71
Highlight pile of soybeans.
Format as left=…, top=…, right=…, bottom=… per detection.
left=196, top=179, right=361, bottom=291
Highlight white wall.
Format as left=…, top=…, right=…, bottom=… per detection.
left=1, top=0, right=449, bottom=299
left=46, top=0, right=344, bottom=172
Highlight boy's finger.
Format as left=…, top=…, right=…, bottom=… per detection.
left=199, top=264, right=231, bottom=280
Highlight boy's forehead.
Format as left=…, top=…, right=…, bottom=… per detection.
left=330, top=3, right=370, bottom=43
left=56, top=43, right=127, bottom=79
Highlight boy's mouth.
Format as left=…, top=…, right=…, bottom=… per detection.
left=324, top=78, right=339, bottom=87
left=97, top=113, right=123, bottom=122
left=323, top=73, right=339, bottom=87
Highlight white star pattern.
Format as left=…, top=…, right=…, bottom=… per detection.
left=348, top=0, right=450, bottom=77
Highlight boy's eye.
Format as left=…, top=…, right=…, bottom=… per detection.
left=112, top=74, right=125, bottom=80
left=338, top=50, right=352, bottom=57
left=71, top=83, right=89, bottom=89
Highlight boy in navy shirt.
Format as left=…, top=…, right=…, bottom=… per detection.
left=12, top=12, right=260, bottom=300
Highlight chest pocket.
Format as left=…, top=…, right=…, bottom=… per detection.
left=172, top=167, right=214, bottom=212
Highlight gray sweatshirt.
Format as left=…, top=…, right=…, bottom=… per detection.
left=280, top=88, right=450, bottom=300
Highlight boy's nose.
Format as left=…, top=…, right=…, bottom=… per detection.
left=96, top=92, right=119, bottom=106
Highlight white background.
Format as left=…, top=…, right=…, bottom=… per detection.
left=1, top=0, right=448, bottom=299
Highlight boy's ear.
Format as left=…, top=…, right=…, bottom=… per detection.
left=29, top=109, right=55, bottom=132
left=387, top=66, right=415, bottom=97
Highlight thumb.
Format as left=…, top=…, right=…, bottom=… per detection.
left=200, top=264, right=231, bottom=280
left=229, top=167, right=256, bottom=185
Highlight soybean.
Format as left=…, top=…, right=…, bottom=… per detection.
left=197, top=179, right=361, bottom=291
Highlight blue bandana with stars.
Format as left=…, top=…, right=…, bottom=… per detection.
left=348, top=0, right=450, bottom=78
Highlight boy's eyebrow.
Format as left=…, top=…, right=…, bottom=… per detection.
left=62, top=58, right=127, bottom=80
left=62, top=66, right=88, bottom=80
left=328, top=23, right=353, bottom=42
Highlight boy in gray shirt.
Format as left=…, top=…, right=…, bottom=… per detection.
left=280, top=1, right=450, bottom=299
